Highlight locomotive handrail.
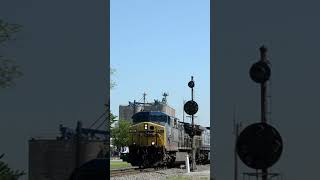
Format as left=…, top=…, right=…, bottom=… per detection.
left=155, top=133, right=164, bottom=144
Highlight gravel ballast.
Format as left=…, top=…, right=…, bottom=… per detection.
left=111, top=164, right=210, bottom=180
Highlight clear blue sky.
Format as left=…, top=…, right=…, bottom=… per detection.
left=110, top=0, right=210, bottom=127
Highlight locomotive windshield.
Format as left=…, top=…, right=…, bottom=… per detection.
left=132, top=111, right=170, bottom=124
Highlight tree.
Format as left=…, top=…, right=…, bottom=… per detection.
left=0, top=19, right=24, bottom=179
left=0, top=154, right=25, bottom=180
left=0, top=19, right=23, bottom=88
left=109, top=112, right=117, bottom=128
left=111, top=120, right=132, bottom=150
left=107, top=67, right=117, bottom=127
left=110, top=68, right=116, bottom=89
left=0, top=19, right=21, bottom=43
left=109, top=67, right=118, bottom=127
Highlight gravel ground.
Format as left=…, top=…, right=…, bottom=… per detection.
left=111, top=164, right=210, bottom=180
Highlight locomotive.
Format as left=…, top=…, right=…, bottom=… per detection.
left=126, top=111, right=210, bottom=168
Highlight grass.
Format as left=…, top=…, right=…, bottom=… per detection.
left=110, top=161, right=132, bottom=169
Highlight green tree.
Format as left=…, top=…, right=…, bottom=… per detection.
left=0, top=19, right=23, bottom=88
left=0, top=154, right=25, bottom=180
left=110, top=68, right=116, bottom=89
left=111, top=120, right=132, bottom=150
left=0, top=19, right=24, bottom=179
left=109, top=67, right=118, bottom=127
left=109, top=112, right=117, bottom=128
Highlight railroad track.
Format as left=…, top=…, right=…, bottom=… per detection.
left=110, top=167, right=165, bottom=177
left=110, top=167, right=141, bottom=177
left=110, top=163, right=210, bottom=177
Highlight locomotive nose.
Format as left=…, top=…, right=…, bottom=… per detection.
left=128, top=122, right=165, bottom=147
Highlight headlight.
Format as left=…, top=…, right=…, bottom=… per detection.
left=151, top=142, right=155, bottom=145
left=129, top=129, right=137, bottom=133
left=144, top=123, right=148, bottom=130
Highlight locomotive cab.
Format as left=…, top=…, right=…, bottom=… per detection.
left=127, top=111, right=170, bottom=167
left=128, top=121, right=166, bottom=147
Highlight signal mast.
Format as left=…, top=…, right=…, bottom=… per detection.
left=184, top=76, right=199, bottom=171
left=236, top=46, right=283, bottom=180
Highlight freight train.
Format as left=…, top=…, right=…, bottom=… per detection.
left=126, top=111, right=210, bottom=168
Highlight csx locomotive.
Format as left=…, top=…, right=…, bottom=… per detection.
left=127, top=111, right=210, bottom=168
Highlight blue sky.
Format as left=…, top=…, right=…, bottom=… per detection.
left=110, top=0, right=210, bottom=127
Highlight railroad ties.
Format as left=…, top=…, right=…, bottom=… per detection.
left=110, top=167, right=139, bottom=177
left=110, top=167, right=169, bottom=177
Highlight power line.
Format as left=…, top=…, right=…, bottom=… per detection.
left=89, top=111, right=108, bottom=129
left=95, top=115, right=108, bottom=130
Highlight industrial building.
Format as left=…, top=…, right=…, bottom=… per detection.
left=119, top=93, right=176, bottom=122
left=28, top=121, right=108, bottom=180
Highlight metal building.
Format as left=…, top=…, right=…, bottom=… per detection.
left=28, top=122, right=108, bottom=180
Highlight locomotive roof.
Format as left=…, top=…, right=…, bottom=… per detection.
left=132, top=111, right=174, bottom=124
left=132, top=111, right=170, bottom=118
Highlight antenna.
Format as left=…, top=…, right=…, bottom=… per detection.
left=143, top=92, right=147, bottom=110
left=162, top=92, right=169, bottom=104
left=143, top=92, right=147, bottom=104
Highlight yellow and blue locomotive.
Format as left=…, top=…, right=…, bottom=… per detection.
left=127, top=111, right=210, bottom=168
